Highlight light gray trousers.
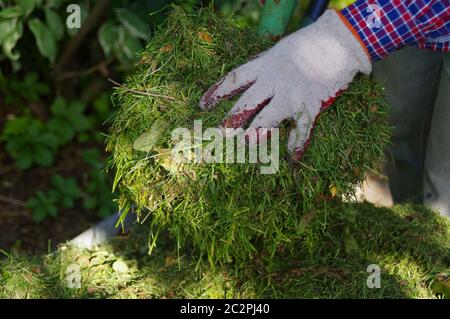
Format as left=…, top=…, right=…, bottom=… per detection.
left=372, top=46, right=450, bottom=218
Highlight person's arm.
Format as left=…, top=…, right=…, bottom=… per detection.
left=199, top=1, right=449, bottom=161
left=341, top=0, right=449, bottom=61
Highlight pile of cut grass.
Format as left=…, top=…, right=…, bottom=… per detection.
left=1, top=203, right=449, bottom=299
left=106, top=6, right=391, bottom=267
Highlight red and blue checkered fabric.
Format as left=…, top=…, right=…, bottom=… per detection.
left=341, top=0, right=449, bottom=61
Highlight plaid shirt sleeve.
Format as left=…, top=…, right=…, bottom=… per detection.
left=340, top=0, right=450, bottom=61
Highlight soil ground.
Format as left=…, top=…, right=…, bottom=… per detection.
left=0, top=102, right=102, bottom=253
left=0, top=141, right=101, bottom=253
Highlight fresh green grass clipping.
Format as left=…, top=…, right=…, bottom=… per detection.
left=106, top=6, right=391, bottom=266
left=1, top=203, right=449, bottom=298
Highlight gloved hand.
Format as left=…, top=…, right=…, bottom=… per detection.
left=199, top=9, right=372, bottom=160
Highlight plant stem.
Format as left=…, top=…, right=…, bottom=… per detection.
left=107, top=79, right=175, bottom=100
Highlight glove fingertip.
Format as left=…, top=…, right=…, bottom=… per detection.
left=199, top=77, right=227, bottom=110
left=287, top=128, right=311, bottom=162
left=290, top=146, right=306, bottom=162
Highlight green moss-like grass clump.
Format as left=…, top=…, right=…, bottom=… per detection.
left=106, top=6, right=391, bottom=266
left=1, top=203, right=449, bottom=299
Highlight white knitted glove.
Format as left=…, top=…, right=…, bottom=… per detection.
left=199, top=10, right=372, bottom=160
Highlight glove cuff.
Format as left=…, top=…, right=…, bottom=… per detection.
left=317, top=9, right=372, bottom=75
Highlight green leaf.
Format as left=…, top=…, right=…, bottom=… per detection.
left=50, top=174, right=64, bottom=188
left=2, top=116, right=57, bottom=170
left=25, top=194, right=40, bottom=209
left=23, top=72, right=50, bottom=99
left=50, top=175, right=81, bottom=209
left=45, top=9, right=64, bottom=41
left=39, top=131, right=60, bottom=148
left=0, top=6, right=23, bottom=19
left=115, top=26, right=142, bottom=63
left=28, top=18, right=57, bottom=63
left=0, top=18, right=18, bottom=43
left=98, top=21, right=117, bottom=57
left=133, top=118, right=170, bottom=152
left=15, top=147, right=33, bottom=169
left=52, top=174, right=81, bottom=196
left=27, top=120, right=42, bottom=139
left=115, top=8, right=148, bottom=40
left=26, top=191, right=58, bottom=223
left=1, top=19, right=23, bottom=61
left=5, top=138, right=22, bottom=157
left=6, top=72, right=50, bottom=101
left=46, top=204, right=58, bottom=217
left=17, top=0, right=39, bottom=16
left=67, top=101, right=91, bottom=132
left=48, top=97, right=91, bottom=143
left=32, top=207, right=47, bottom=223
left=33, top=145, right=54, bottom=167
left=47, top=117, right=74, bottom=145
left=50, top=96, right=66, bottom=115
left=45, top=0, right=64, bottom=9
left=1, top=116, right=31, bottom=138
left=71, top=114, right=91, bottom=132
left=122, top=32, right=143, bottom=60
left=114, top=26, right=128, bottom=66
